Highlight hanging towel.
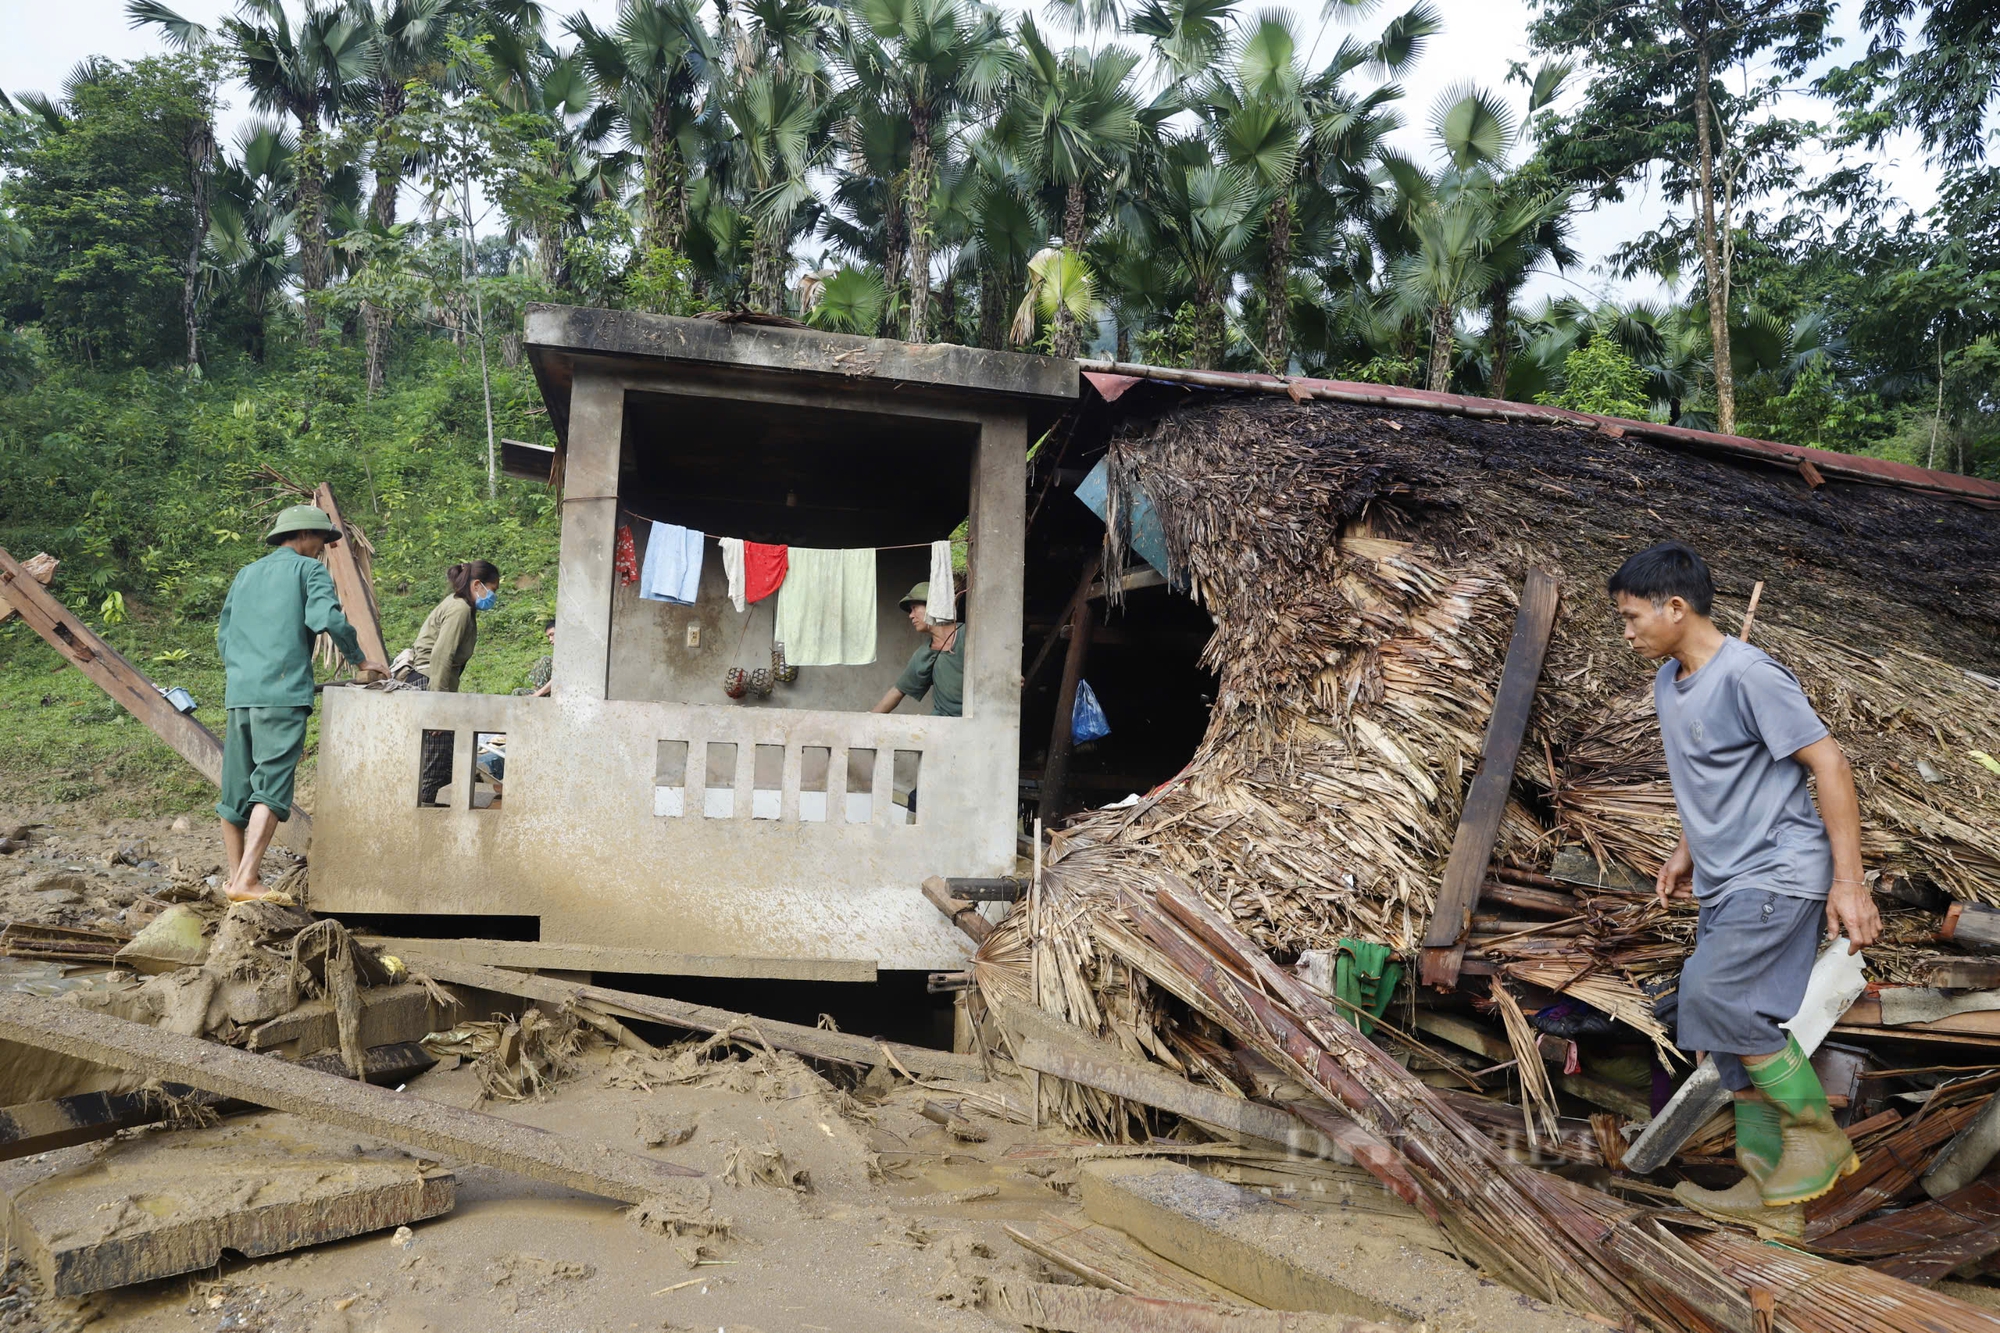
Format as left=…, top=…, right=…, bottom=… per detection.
left=719, top=538, right=747, bottom=613
left=927, top=540, right=955, bottom=621
left=639, top=522, right=704, bottom=605
left=744, top=542, right=788, bottom=604
left=775, top=548, right=877, bottom=665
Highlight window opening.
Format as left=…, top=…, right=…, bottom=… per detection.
left=893, top=750, right=923, bottom=825
left=418, top=730, right=454, bottom=807
left=845, top=749, right=876, bottom=824
left=799, top=747, right=831, bottom=823
left=654, top=739, right=690, bottom=817
left=752, top=745, right=784, bottom=820
left=704, top=742, right=738, bottom=818
left=472, top=732, right=506, bottom=810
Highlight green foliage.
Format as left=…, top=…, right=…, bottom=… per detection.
left=0, top=54, right=215, bottom=366
left=1539, top=339, right=1651, bottom=420
left=0, top=339, right=562, bottom=807
left=1134, top=302, right=1201, bottom=368
left=625, top=245, right=703, bottom=316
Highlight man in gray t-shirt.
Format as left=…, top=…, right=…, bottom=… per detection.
left=1611, top=541, right=1876, bottom=1219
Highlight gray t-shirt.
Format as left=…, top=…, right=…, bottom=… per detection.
left=1654, top=637, right=1833, bottom=902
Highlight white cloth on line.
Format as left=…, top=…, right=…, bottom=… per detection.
left=639, top=522, right=704, bottom=605
left=719, top=537, right=747, bottom=613
left=928, top=540, right=955, bottom=621
left=774, top=548, right=878, bottom=666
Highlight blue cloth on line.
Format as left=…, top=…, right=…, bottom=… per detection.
left=639, top=522, right=705, bottom=605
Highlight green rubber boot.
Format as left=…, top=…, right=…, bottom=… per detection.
left=1745, top=1036, right=1860, bottom=1207
left=1672, top=1091, right=1801, bottom=1236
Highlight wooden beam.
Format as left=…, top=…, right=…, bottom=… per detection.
left=0, top=545, right=311, bottom=850
left=979, top=1280, right=1406, bottom=1333
left=1411, top=1010, right=1650, bottom=1121
left=922, top=876, right=995, bottom=945
left=1912, top=958, right=2000, bottom=990
left=1039, top=581, right=1096, bottom=826
left=400, top=955, right=983, bottom=1081
left=1025, top=559, right=1103, bottom=689
left=1087, top=567, right=1169, bottom=599
left=0, top=1043, right=436, bottom=1161
left=1420, top=569, right=1561, bottom=988
left=1942, top=901, right=2000, bottom=952
left=0, top=551, right=55, bottom=625
left=311, top=483, right=388, bottom=668
left=0, top=992, right=701, bottom=1202
left=355, top=937, right=875, bottom=983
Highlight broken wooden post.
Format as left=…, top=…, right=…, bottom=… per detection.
left=1419, top=568, right=1561, bottom=989
left=312, top=482, right=388, bottom=668
left=0, top=545, right=312, bottom=851
left=0, top=993, right=700, bottom=1201
left=1039, top=578, right=1097, bottom=826
left=923, top=875, right=995, bottom=944
left=0, top=551, right=55, bottom=624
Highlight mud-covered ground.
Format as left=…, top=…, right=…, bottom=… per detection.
left=0, top=808, right=1083, bottom=1333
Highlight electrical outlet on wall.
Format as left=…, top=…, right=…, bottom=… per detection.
left=685, top=624, right=700, bottom=649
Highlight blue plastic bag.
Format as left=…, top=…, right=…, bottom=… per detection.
left=1071, top=679, right=1111, bottom=744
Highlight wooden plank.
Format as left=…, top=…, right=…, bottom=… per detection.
left=1410, top=1010, right=1651, bottom=1121
left=1943, top=902, right=2000, bottom=952
left=311, top=483, right=388, bottom=668
left=1420, top=569, right=1562, bottom=986
left=1838, top=997, right=2000, bottom=1038
left=0, top=551, right=55, bottom=624
left=921, top=876, right=994, bottom=945
left=1912, top=958, right=2000, bottom=990
left=0, top=992, right=701, bottom=1201
left=2, top=1124, right=455, bottom=1296
left=0, top=1043, right=436, bottom=1161
left=1814, top=1175, right=2000, bottom=1260
left=402, top=955, right=982, bottom=1081
left=992, top=997, right=1356, bottom=1166
left=979, top=1279, right=1406, bottom=1333
left=357, top=936, right=876, bottom=983
left=0, top=544, right=312, bottom=852
left=1039, top=575, right=1097, bottom=826
left=1804, top=1099, right=1983, bottom=1239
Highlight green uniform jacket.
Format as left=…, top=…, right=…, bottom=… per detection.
left=894, top=625, right=967, bottom=717
left=217, top=548, right=365, bottom=708
left=412, top=595, right=478, bottom=693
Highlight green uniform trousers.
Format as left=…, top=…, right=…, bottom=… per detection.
left=216, top=705, right=311, bottom=826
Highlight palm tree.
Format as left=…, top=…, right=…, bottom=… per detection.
left=569, top=0, right=716, bottom=258
left=1138, top=138, right=1267, bottom=369
left=208, top=121, right=298, bottom=361
left=998, top=19, right=1137, bottom=356
left=131, top=0, right=374, bottom=349
left=720, top=70, right=822, bottom=312
left=351, top=0, right=464, bottom=390
left=821, top=93, right=913, bottom=334
left=846, top=0, right=1014, bottom=341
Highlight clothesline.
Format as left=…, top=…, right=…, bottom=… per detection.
left=614, top=509, right=950, bottom=553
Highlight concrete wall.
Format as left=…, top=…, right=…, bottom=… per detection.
left=607, top=533, right=934, bottom=714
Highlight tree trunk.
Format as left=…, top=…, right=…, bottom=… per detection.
left=297, top=112, right=327, bottom=349
left=977, top=265, right=1003, bottom=350
left=364, top=90, right=405, bottom=398
left=644, top=107, right=689, bottom=256
left=1051, top=182, right=1089, bottom=359
left=938, top=268, right=958, bottom=344
left=1193, top=281, right=1226, bottom=370
left=905, top=99, right=936, bottom=342
left=882, top=175, right=908, bottom=338
left=1063, top=180, right=1086, bottom=251
left=1488, top=285, right=1513, bottom=400
left=1116, top=322, right=1131, bottom=362
left=1427, top=300, right=1454, bottom=392
left=1261, top=193, right=1292, bottom=372
left=183, top=116, right=215, bottom=374
left=1693, top=40, right=1735, bottom=434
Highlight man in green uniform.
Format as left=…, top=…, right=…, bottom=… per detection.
left=872, top=582, right=965, bottom=717
left=215, top=505, right=388, bottom=901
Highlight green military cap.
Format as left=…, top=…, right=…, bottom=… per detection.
left=899, top=582, right=931, bottom=610
left=265, top=504, right=341, bottom=544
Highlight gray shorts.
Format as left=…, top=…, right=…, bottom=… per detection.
left=1671, top=889, right=1824, bottom=1091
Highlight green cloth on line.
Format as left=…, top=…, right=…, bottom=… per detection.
left=411, top=594, right=478, bottom=693
left=895, top=625, right=968, bottom=716
left=774, top=548, right=877, bottom=666
left=216, top=705, right=310, bottom=826
left=217, top=547, right=364, bottom=708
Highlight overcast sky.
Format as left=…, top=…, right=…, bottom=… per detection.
left=1, top=0, right=1943, bottom=310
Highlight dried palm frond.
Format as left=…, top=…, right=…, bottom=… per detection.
left=1490, top=980, right=1559, bottom=1150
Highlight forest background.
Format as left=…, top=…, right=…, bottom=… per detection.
left=0, top=0, right=1993, bottom=813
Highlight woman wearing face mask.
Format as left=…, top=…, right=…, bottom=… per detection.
left=408, top=560, right=502, bottom=693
